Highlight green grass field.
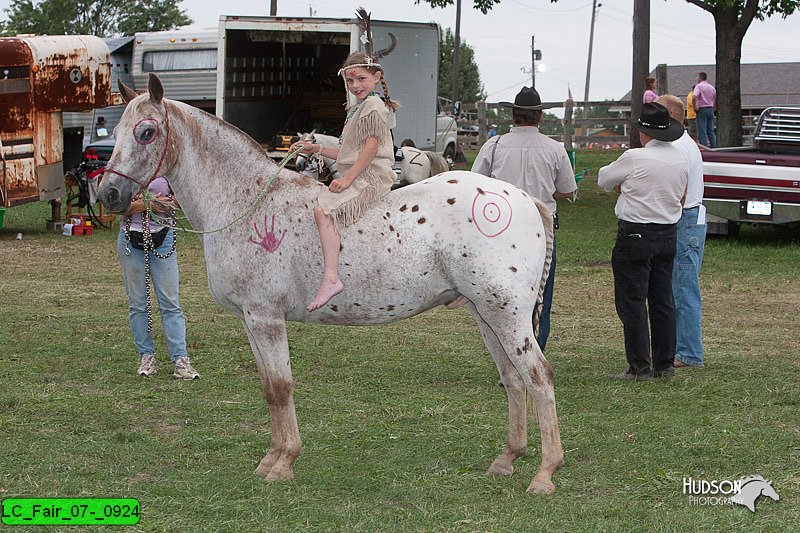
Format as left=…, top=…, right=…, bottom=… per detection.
left=1, top=151, right=798, bottom=531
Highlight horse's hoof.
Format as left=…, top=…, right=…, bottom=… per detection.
left=486, top=461, right=514, bottom=477
left=526, top=479, right=556, bottom=494
left=254, top=454, right=279, bottom=477
left=266, top=465, right=294, bottom=481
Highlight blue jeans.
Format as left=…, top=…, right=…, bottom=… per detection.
left=611, top=221, right=677, bottom=375
left=534, top=234, right=556, bottom=352
left=117, top=230, right=188, bottom=361
left=672, top=207, right=706, bottom=367
left=696, top=107, right=716, bottom=148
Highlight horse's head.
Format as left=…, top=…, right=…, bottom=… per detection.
left=98, top=73, right=174, bottom=213
left=761, top=480, right=780, bottom=501
left=295, top=132, right=339, bottom=181
left=294, top=133, right=317, bottom=173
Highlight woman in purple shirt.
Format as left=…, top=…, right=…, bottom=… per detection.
left=643, top=77, right=658, bottom=103
left=118, top=177, right=200, bottom=380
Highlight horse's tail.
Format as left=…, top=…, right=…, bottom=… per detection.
left=532, top=199, right=554, bottom=339
left=426, top=152, right=450, bottom=176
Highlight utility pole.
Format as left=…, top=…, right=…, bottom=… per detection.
left=531, top=35, right=536, bottom=88
left=631, top=0, right=650, bottom=148
left=450, top=0, right=462, bottom=106
left=270, top=0, right=277, bottom=16
left=582, top=1, right=601, bottom=119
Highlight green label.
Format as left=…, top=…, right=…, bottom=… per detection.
left=1, top=498, right=140, bottom=525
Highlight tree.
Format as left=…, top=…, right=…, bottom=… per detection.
left=685, top=0, right=799, bottom=147
left=417, top=0, right=501, bottom=14
left=438, top=27, right=485, bottom=104
left=1, top=0, right=192, bottom=37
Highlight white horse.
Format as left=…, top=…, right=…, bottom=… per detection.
left=296, top=132, right=450, bottom=185
left=98, top=74, right=563, bottom=494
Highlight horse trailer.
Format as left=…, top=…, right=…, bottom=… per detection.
left=216, top=15, right=445, bottom=156
left=0, top=35, right=112, bottom=217
left=64, top=30, right=218, bottom=153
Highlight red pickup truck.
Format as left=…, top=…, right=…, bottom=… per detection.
left=702, top=107, right=800, bottom=235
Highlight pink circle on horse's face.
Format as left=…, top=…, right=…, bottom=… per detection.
left=134, top=118, right=160, bottom=145
left=472, top=190, right=512, bottom=238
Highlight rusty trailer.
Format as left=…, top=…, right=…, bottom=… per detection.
left=0, top=35, right=112, bottom=214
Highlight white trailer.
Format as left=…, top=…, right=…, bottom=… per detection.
left=131, top=29, right=218, bottom=112
left=215, top=15, right=453, bottom=157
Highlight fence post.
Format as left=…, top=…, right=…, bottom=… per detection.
left=563, top=98, right=574, bottom=151
left=656, top=63, right=668, bottom=96
left=477, top=100, right=487, bottom=146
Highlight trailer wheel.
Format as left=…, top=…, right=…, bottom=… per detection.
left=443, top=143, right=456, bottom=167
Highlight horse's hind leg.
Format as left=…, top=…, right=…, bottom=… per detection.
left=470, top=304, right=564, bottom=494
left=242, top=315, right=302, bottom=481
left=470, top=305, right=528, bottom=477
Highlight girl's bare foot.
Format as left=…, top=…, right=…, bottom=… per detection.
left=307, top=279, right=344, bottom=311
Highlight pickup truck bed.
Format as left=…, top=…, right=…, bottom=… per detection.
left=702, top=107, right=800, bottom=233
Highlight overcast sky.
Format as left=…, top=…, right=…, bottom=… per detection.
left=3, top=0, right=798, bottom=105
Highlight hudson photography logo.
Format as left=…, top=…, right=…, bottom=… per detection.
left=682, top=475, right=780, bottom=512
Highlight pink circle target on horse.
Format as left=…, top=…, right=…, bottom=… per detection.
left=98, top=74, right=564, bottom=494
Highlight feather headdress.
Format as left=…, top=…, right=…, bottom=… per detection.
left=354, top=7, right=396, bottom=68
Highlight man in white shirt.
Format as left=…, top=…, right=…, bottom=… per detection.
left=598, top=102, right=688, bottom=380
left=657, top=95, right=707, bottom=369
left=472, top=87, right=577, bottom=351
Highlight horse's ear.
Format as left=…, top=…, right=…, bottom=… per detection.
left=118, top=79, right=138, bottom=104
left=148, top=73, right=164, bottom=104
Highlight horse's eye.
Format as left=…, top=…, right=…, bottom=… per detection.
left=133, top=119, right=159, bottom=145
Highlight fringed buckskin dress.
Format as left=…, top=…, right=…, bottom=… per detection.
left=318, top=95, right=395, bottom=228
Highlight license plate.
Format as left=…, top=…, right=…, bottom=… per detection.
left=746, top=201, right=772, bottom=216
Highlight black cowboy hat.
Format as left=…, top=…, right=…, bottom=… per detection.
left=498, top=86, right=543, bottom=110
left=629, top=102, right=684, bottom=142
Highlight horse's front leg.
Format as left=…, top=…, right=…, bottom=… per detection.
left=243, top=315, right=301, bottom=481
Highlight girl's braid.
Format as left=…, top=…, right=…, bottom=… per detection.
left=380, top=78, right=400, bottom=111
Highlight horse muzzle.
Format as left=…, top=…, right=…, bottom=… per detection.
left=97, top=178, right=133, bottom=214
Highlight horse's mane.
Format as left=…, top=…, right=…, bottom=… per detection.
left=739, top=475, right=768, bottom=486
left=425, top=152, right=450, bottom=175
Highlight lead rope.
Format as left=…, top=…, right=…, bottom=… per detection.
left=128, top=147, right=301, bottom=333
left=145, top=146, right=302, bottom=235
left=124, top=192, right=177, bottom=334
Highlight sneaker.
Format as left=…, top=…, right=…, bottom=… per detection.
left=173, top=356, right=200, bottom=380
left=137, top=354, right=157, bottom=377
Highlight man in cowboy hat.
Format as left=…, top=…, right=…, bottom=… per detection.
left=472, top=86, right=577, bottom=352
left=598, top=102, right=688, bottom=381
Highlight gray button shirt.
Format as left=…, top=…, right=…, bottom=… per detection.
left=598, top=139, right=688, bottom=224
left=471, top=126, right=577, bottom=216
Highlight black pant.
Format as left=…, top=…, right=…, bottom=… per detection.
left=611, top=221, right=677, bottom=375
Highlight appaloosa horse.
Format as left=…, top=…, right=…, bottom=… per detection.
left=98, top=74, right=564, bottom=494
